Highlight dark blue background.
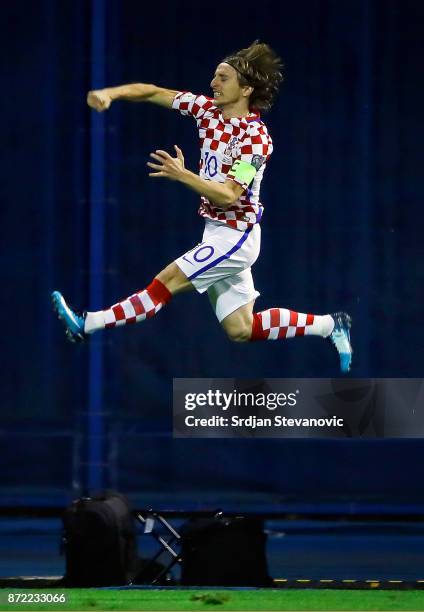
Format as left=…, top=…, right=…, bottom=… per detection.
left=1, top=0, right=423, bottom=511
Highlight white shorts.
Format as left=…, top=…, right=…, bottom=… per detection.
left=175, top=219, right=261, bottom=322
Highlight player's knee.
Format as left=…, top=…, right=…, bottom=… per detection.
left=156, top=263, right=192, bottom=295
left=225, top=322, right=252, bottom=343
left=156, top=263, right=179, bottom=286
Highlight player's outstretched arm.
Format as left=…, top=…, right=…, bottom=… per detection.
left=148, top=146, right=245, bottom=208
left=87, top=84, right=179, bottom=112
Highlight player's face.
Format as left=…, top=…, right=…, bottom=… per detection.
left=210, top=63, right=247, bottom=107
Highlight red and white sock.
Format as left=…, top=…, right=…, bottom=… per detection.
left=84, top=278, right=172, bottom=334
left=250, top=308, right=334, bottom=341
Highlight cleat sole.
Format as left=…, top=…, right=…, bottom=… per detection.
left=51, top=291, right=86, bottom=343
left=329, top=312, right=353, bottom=374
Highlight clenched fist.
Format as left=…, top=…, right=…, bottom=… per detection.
left=87, top=90, right=112, bottom=112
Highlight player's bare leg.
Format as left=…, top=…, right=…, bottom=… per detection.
left=221, top=300, right=256, bottom=343
left=221, top=301, right=352, bottom=373
left=155, top=262, right=194, bottom=295
left=51, top=263, right=194, bottom=342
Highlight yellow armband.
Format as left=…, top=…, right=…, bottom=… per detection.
left=230, top=160, right=257, bottom=186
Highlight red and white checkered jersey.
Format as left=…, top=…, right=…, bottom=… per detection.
left=172, top=91, right=273, bottom=231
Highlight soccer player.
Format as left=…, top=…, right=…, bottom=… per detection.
left=52, top=41, right=352, bottom=372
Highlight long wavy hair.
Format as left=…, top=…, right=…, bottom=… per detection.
left=222, top=40, right=284, bottom=112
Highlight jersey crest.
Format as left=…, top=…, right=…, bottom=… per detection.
left=224, top=136, right=239, bottom=157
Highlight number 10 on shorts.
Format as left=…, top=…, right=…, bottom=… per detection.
left=182, top=244, right=215, bottom=266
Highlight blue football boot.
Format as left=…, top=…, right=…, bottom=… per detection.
left=329, top=312, right=352, bottom=373
left=51, top=291, right=87, bottom=343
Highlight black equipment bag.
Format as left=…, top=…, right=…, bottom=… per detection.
left=181, top=515, right=272, bottom=587
left=62, top=491, right=137, bottom=587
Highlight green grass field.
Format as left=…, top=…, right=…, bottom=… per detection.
left=2, top=588, right=424, bottom=611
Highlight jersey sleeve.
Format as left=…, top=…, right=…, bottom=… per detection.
left=226, top=124, right=272, bottom=192
left=172, top=91, right=215, bottom=120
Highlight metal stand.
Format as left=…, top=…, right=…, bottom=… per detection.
left=131, top=511, right=182, bottom=585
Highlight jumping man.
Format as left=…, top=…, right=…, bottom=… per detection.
left=52, top=41, right=353, bottom=372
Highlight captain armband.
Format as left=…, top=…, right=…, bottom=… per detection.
left=229, top=160, right=257, bottom=186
